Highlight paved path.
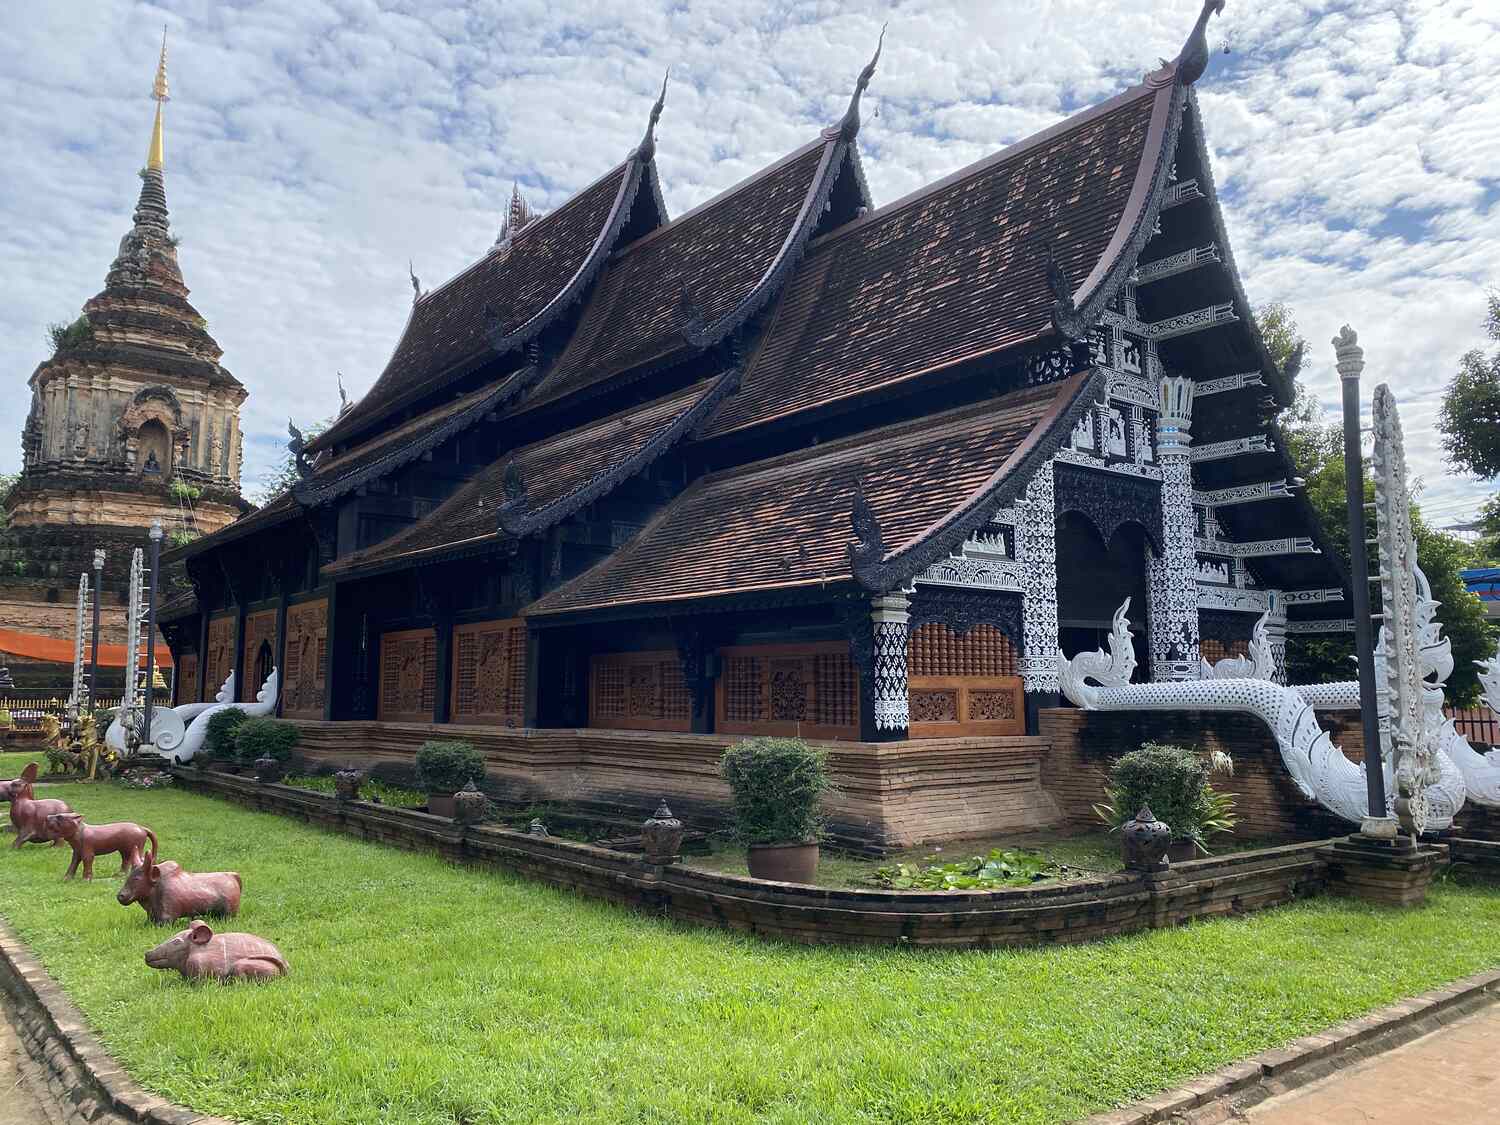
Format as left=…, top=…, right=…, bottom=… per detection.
left=0, top=1008, right=49, bottom=1125
left=1247, top=1004, right=1500, bottom=1124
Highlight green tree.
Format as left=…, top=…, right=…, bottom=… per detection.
left=1437, top=290, right=1500, bottom=479
left=250, top=417, right=330, bottom=506
left=1264, top=303, right=1495, bottom=701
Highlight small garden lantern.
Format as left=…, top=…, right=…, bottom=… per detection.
left=528, top=819, right=549, bottom=837
left=453, top=780, right=488, bottom=825
left=1122, top=806, right=1172, bottom=872
left=333, top=767, right=364, bottom=802
left=641, top=799, right=684, bottom=865
left=254, top=756, right=286, bottom=784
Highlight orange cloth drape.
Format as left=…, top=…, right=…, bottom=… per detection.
left=0, top=629, right=173, bottom=668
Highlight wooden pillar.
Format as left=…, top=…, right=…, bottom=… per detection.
left=274, top=587, right=289, bottom=719
left=322, top=582, right=340, bottom=721
left=195, top=610, right=209, bottom=704
left=433, top=614, right=454, bottom=724
left=523, top=624, right=541, bottom=729
left=232, top=603, right=246, bottom=703
left=856, top=593, right=911, bottom=742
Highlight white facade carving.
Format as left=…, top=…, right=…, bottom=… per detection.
left=1190, top=435, right=1272, bottom=462
left=870, top=593, right=911, bottom=731
left=1193, top=480, right=1295, bottom=507
left=1194, top=370, right=1265, bottom=397
left=1015, top=459, right=1060, bottom=692
left=1132, top=243, right=1220, bottom=283
left=1147, top=375, right=1199, bottom=679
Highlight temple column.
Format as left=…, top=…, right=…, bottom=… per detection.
left=1148, top=376, right=1199, bottom=680
left=868, top=592, right=911, bottom=741
left=1265, top=593, right=1288, bottom=684
left=1015, top=462, right=1060, bottom=699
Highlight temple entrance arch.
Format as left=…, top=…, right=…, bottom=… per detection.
left=1054, top=511, right=1151, bottom=680
left=254, top=639, right=274, bottom=694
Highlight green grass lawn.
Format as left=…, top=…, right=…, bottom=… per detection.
left=0, top=748, right=49, bottom=777
left=2, top=782, right=1498, bottom=1125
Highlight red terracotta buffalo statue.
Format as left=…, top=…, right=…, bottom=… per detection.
left=117, top=858, right=242, bottom=924
left=2, top=763, right=72, bottom=848
left=144, top=920, right=288, bottom=981
left=45, top=813, right=155, bottom=881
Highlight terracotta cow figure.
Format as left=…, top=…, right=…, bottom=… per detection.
left=2, top=763, right=72, bottom=848
left=117, top=858, right=242, bottom=924
left=45, top=813, right=155, bottom=881
left=144, top=920, right=288, bottom=981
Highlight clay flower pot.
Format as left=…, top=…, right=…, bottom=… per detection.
left=641, top=800, right=684, bottom=864
left=253, top=757, right=286, bottom=784
left=746, top=841, right=819, bottom=883
left=452, top=780, right=488, bottom=826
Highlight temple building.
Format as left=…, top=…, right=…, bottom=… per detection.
left=1, top=37, right=246, bottom=691
left=162, top=5, right=1351, bottom=746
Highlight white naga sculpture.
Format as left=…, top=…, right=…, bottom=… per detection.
left=105, top=667, right=280, bottom=763
left=1056, top=378, right=1471, bottom=835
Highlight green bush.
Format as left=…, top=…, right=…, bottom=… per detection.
left=414, top=741, right=485, bottom=794
left=1094, top=741, right=1237, bottom=854
left=234, top=717, right=300, bottom=765
left=719, top=737, right=832, bottom=846
left=203, top=707, right=249, bottom=758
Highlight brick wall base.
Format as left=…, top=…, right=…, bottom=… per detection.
left=1037, top=708, right=1354, bottom=841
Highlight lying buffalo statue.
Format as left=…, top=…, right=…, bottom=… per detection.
left=144, top=920, right=287, bottom=981
left=118, top=857, right=242, bottom=925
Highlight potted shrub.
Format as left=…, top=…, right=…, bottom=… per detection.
left=720, top=737, right=832, bottom=883
left=234, top=717, right=300, bottom=782
left=1094, top=742, right=1237, bottom=862
left=203, top=707, right=250, bottom=770
left=414, top=741, right=485, bottom=817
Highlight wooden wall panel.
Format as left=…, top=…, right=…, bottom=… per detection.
left=377, top=628, right=437, bottom=723
left=283, top=599, right=329, bottom=720
left=240, top=610, right=278, bottom=702
left=175, top=653, right=198, bottom=707
left=715, top=642, right=858, bottom=740
left=201, top=616, right=235, bottom=703
left=589, top=650, right=691, bottom=732
left=906, top=624, right=1025, bottom=737
left=452, top=619, right=526, bottom=728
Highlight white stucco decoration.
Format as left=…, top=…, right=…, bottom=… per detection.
left=171, top=668, right=277, bottom=763
left=1198, top=609, right=1276, bottom=681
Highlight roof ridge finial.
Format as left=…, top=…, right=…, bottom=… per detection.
left=834, top=23, right=886, bottom=142
left=636, top=68, right=670, bottom=164
left=146, top=26, right=169, bottom=171
left=1154, top=0, right=1225, bottom=88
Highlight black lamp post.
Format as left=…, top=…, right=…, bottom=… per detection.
left=89, top=548, right=104, bottom=707
left=142, top=520, right=162, bottom=751
left=1334, top=327, right=1390, bottom=835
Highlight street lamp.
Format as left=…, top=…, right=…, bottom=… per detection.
left=142, top=521, right=162, bottom=752
left=90, top=549, right=104, bottom=708
left=1334, top=328, right=1392, bottom=837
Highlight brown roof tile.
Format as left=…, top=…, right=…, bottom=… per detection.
left=705, top=84, right=1165, bottom=438
left=316, top=160, right=640, bottom=450
left=528, top=375, right=1092, bottom=617
left=325, top=376, right=726, bottom=576
left=522, top=140, right=833, bottom=411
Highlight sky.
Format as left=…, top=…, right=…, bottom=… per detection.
left=1, top=0, right=1496, bottom=526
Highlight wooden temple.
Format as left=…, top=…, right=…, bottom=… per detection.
left=160, top=4, right=1351, bottom=747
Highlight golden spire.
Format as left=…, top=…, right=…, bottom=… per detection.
left=146, top=28, right=169, bottom=171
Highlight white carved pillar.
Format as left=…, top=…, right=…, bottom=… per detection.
left=1264, top=592, right=1288, bottom=684
left=1015, top=461, right=1060, bottom=693
left=870, top=592, right=911, bottom=736
left=1148, top=375, right=1200, bottom=679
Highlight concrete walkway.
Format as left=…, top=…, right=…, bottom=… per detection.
left=0, top=1009, right=49, bottom=1125
left=1246, top=1004, right=1500, bottom=1124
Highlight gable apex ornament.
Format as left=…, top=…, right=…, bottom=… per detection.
left=1148, top=0, right=1225, bottom=89
left=831, top=24, right=886, bottom=142
left=635, top=68, right=670, bottom=164
left=848, top=476, right=888, bottom=588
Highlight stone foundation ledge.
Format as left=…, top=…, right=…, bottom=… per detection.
left=0, top=920, right=235, bottom=1125
left=174, top=766, right=1334, bottom=949
left=1082, top=967, right=1500, bottom=1125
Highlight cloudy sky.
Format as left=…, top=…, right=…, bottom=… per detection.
left=2, top=0, right=1496, bottom=525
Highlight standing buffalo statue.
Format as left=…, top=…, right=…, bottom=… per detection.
left=45, top=814, right=155, bottom=881
left=2, top=763, right=72, bottom=848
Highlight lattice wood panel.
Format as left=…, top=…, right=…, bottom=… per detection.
left=452, top=619, right=527, bottom=727
left=908, top=623, right=1017, bottom=676
left=1200, top=638, right=1250, bottom=665
left=589, top=650, right=690, bottom=732
left=282, top=599, right=329, bottom=720
left=175, top=653, right=198, bottom=707
left=201, top=616, right=235, bottom=703
left=716, top=642, right=858, bottom=739
left=905, top=624, right=1024, bottom=736
left=377, top=628, right=437, bottom=723
left=240, top=610, right=277, bottom=702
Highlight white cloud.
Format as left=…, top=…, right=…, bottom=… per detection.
left=1, top=0, right=1495, bottom=527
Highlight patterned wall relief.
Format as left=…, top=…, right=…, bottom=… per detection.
left=453, top=619, right=527, bottom=727
left=282, top=599, right=329, bottom=720
left=377, top=628, right=437, bottom=723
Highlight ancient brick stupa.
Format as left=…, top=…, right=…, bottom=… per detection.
left=0, top=34, right=248, bottom=691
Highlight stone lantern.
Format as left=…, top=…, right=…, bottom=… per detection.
left=641, top=800, right=685, bottom=865
left=1122, top=806, right=1171, bottom=872
left=333, top=766, right=364, bottom=802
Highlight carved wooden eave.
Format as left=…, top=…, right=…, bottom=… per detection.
left=496, top=363, right=743, bottom=539
left=849, top=370, right=1103, bottom=593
